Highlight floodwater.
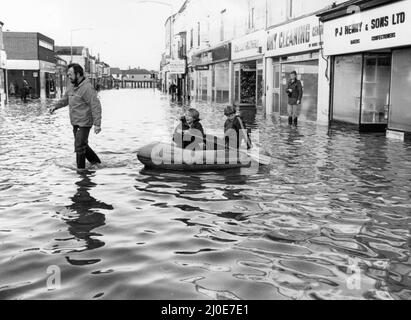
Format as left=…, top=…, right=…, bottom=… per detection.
left=0, top=89, right=410, bottom=300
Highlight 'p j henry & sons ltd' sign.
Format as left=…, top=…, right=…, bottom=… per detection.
left=323, top=0, right=411, bottom=55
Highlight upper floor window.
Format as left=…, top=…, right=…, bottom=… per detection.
left=190, top=28, right=194, bottom=49
left=197, top=22, right=201, bottom=47
left=248, top=7, right=255, bottom=30
left=220, top=9, right=226, bottom=42
left=39, top=39, right=53, bottom=51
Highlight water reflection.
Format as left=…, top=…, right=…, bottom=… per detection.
left=65, top=173, right=113, bottom=255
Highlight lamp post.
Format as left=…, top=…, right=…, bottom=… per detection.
left=70, top=27, right=93, bottom=63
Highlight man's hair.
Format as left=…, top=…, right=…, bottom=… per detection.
left=291, top=71, right=298, bottom=76
left=68, top=63, right=84, bottom=77
left=188, top=108, right=200, bottom=121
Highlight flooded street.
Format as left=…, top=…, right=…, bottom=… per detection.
left=0, top=89, right=410, bottom=300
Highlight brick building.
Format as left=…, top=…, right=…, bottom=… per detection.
left=4, top=32, right=57, bottom=99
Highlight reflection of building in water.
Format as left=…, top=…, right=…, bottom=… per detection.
left=66, top=175, right=113, bottom=252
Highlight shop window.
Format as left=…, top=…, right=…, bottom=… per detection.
left=361, top=54, right=391, bottom=124
left=390, top=48, right=411, bottom=133
left=240, top=61, right=257, bottom=105
left=333, top=55, right=363, bottom=124
left=333, top=53, right=392, bottom=127
left=215, top=62, right=229, bottom=103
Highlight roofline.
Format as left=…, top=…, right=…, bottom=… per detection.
left=3, top=31, right=54, bottom=43
left=178, top=0, right=190, bottom=14
left=164, top=13, right=177, bottom=26
left=318, top=0, right=404, bottom=22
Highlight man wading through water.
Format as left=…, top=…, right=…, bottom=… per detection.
left=286, top=71, right=303, bottom=126
left=50, top=63, right=102, bottom=171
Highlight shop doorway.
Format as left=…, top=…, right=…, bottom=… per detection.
left=272, top=62, right=281, bottom=113
left=332, top=52, right=391, bottom=131
left=234, top=60, right=263, bottom=107
left=271, top=54, right=319, bottom=121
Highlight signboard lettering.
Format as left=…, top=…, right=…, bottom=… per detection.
left=266, top=16, right=323, bottom=57
left=323, top=1, right=411, bottom=55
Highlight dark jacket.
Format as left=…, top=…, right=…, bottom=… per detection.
left=173, top=119, right=205, bottom=149
left=286, top=79, right=303, bottom=105
left=224, top=116, right=252, bottom=150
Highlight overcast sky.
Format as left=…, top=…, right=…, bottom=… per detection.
left=1, top=0, right=186, bottom=70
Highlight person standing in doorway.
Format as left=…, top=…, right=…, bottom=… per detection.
left=49, top=63, right=102, bottom=171
left=9, top=82, right=16, bottom=96
left=21, top=79, right=31, bottom=103
left=286, top=71, right=303, bottom=126
left=169, top=82, right=177, bottom=100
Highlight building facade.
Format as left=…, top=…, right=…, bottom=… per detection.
left=55, top=46, right=91, bottom=78
left=0, top=21, right=7, bottom=106
left=319, top=0, right=411, bottom=137
left=4, top=32, right=57, bottom=100
left=164, top=0, right=346, bottom=115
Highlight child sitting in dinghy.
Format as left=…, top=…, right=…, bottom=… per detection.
left=173, top=108, right=206, bottom=150
left=224, top=106, right=252, bottom=151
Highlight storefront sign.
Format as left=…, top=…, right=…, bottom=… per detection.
left=232, top=30, right=266, bottom=61
left=266, top=15, right=323, bottom=57
left=192, top=52, right=212, bottom=66
left=40, top=61, right=56, bottom=73
left=194, top=65, right=209, bottom=71
left=168, top=59, right=186, bottom=74
left=192, top=44, right=231, bottom=66
left=212, top=43, right=231, bottom=62
left=323, top=0, right=411, bottom=55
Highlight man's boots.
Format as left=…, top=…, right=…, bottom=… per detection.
left=76, top=153, right=86, bottom=170
left=293, top=117, right=298, bottom=126
left=288, top=117, right=293, bottom=125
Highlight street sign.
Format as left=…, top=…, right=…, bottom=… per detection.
left=194, top=65, right=209, bottom=71
left=168, top=60, right=186, bottom=74
left=33, top=72, right=39, bottom=78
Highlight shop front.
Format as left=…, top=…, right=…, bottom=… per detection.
left=266, top=15, right=324, bottom=122
left=55, top=57, right=67, bottom=99
left=232, top=30, right=266, bottom=108
left=40, top=61, right=56, bottom=99
left=192, top=43, right=231, bottom=103
left=165, top=59, right=186, bottom=98
left=320, top=0, right=411, bottom=135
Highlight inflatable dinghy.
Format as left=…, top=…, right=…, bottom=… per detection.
left=137, top=142, right=253, bottom=171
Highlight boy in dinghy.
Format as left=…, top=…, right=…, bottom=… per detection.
left=224, top=106, right=252, bottom=151
left=173, top=108, right=206, bottom=150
